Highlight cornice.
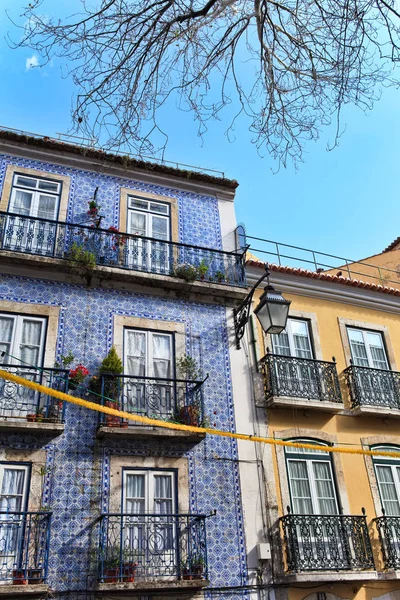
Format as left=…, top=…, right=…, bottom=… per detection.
left=0, top=140, right=236, bottom=202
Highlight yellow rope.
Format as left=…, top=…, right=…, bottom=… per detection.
left=1, top=368, right=399, bottom=459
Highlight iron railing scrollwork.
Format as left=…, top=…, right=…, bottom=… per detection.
left=280, top=510, right=375, bottom=572
left=98, top=374, right=206, bottom=428
left=0, top=511, right=51, bottom=584
left=259, top=352, right=342, bottom=403
left=98, top=513, right=208, bottom=582
left=344, top=364, right=400, bottom=409
left=374, top=512, right=400, bottom=569
left=0, top=211, right=246, bottom=287
left=0, top=363, right=69, bottom=423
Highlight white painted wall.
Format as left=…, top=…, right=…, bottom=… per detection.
left=218, top=196, right=238, bottom=252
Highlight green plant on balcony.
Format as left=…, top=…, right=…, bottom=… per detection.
left=89, top=346, right=123, bottom=416
left=67, top=242, right=97, bottom=270
left=174, top=263, right=198, bottom=282
left=176, top=355, right=200, bottom=381
left=197, top=260, right=209, bottom=280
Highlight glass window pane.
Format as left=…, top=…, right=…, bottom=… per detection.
left=348, top=329, right=364, bottom=343
left=313, top=462, right=337, bottom=515
left=150, top=202, right=169, bottom=215
left=366, top=332, right=385, bottom=349
left=376, top=465, right=400, bottom=515
left=288, top=460, right=313, bottom=514
left=129, top=198, right=148, bottom=211
left=272, top=330, right=291, bottom=356
left=12, top=190, right=32, bottom=215
left=125, top=330, right=146, bottom=376
left=151, top=216, right=168, bottom=241
left=37, top=195, right=57, bottom=220
left=129, top=212, right=146, bottom=236
left=38, top=180, right=59, bottom=193
left=15, top=176, right=36, bottom=188
left=152, top=334, right=171, bottom=379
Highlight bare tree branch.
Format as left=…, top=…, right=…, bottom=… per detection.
left=11, top=0, right=400, bottom=166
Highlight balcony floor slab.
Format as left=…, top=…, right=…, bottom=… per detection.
left=0, top=583, right=49, bottom=596
left=266, top=396, right=344, bottom=414
left=96, top=424, right=206, bottom=443
left=0, top=420, right=64, bottom=436
left=96, top=578, right=209, bottom=595
left=350, top=406, right=400, bottom=419
left=277, top=571, right=377, bottom=584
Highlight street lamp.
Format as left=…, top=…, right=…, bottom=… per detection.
left=233, top=264, right=291, bottom=349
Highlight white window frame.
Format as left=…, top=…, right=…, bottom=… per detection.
left=271, top=318, right=314, bottom=358
left=347, top=327, right=389, bottom=370
left=285, top=441, right=339, bottom=515
left=0, top=314, right=46, bottom=366
left=9, top=174, right=62, bottom=221
left=0, top=463, right=30, bottom=513
left=122, top=469, right=176, bottom=514
left=373, top=446, right=400, bottom=515
left=127, top=196, right=170, bottom=240
left=123, top=328, right=174, bottom=379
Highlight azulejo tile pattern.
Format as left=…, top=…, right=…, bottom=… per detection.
left=0, top=154, right=223, bottom=250
left=0, top=152, right=248, bottom=599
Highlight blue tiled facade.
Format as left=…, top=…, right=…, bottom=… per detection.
left=0, top=150, right=249, bottom=599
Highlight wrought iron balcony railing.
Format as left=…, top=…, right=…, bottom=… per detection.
left=281, top=510, right=375, bottom=573
left=344, top=363, right=400, bottom=409
left=97, top=374, right=205, bottom=428
left=98, top=513, right=208, bottom=583
left=280, top=510, right=375, bottom=572
left=0, top=211, right=246, bottom=287
left=374, top=512, right=400, bottom=569
left=0, top=511, right=51, bottom=584
left=0, top=364, right=69, bottom=423
left=259, top=352, right=342, bottom=403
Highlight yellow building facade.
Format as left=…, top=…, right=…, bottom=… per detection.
left=247, top=255, right=400, bottom=600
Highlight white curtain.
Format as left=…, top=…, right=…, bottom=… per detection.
left=313, top=462, right=337, bottom=515
left=376, top=465, right=400, bottom=516
left=12, top=191, right=32, bottom=216
left=152, top=335, right=171, bottom=379
left=126, top=331, right=146, bottom=377
left=20, top=320, right=42, bottom=366
left=0, top=318, right=14, bottom=361
left=125, top=474, right=145, bottom=514
left=288, top=461, right=313, bottom=514
left=129, top=212, right=146, bottom=236
left=272, top=330, right=291, bottom=356
left=0, top=469, right=25, bottom=512
left=154, top=476, right=173, bottom=515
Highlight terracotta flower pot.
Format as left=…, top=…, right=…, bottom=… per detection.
left=122, top=563, right=136, bottom=582
left=12, top=569, right=27, bottom=585
left=104, top=567, right=119, bottom=583
left=26, top=414, right=36, bottom=423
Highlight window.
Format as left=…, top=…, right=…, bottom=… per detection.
left=122, top=470, right=176, bottom=570
left=123, top=328, right=174, bottom=418
left=0, top=314, right=46, bottom=419
left=285, top=441, right=339, bottom=515
left=9, top=174, right=61, bottom=221
left=0, top=314, right=46, bottom=366
left=347, top=328, right=389, bottom=370
left=0, top=463, right=30, bottom=580
left=373, top=446, right=400, bottom=516
left=272, top=318, right=313, bottom=359
left=126, top=197, right=170, bottom=273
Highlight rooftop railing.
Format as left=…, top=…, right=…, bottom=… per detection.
left=0, top=511, right=51, bottom=584
left=281, top=510, right=375, bottom=572
left=259, top=352, right=342, bottom=404
left=344, top=364, right=400, bottom=409
left=0, top=212, right=246, bottom=287
left=0, top=364, right=69, bottom=423
left=98, top=513, right=208, bottom=583
left=97, top=374, right=206, bottom=428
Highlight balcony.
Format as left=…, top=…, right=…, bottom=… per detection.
left=374, top=513, right=400, bottom=570
left=96, top=374, right=206, bottom=442
left=259, top=352, right=343, bottom=412
left=0, top=212, right=246, bottom=292
left=97, top=513, right=208, bottom=594
left=280, top=511, right=375, bottom=581
left=0, top=511, right=50, bottom=596
left=0, top=364, right=68, bottom=435
left=344, top=364, right=400, bottom=417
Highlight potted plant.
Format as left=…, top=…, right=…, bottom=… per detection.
left=26, top=413, right=36, bottom=423
left=12, top=568, right=27, bottom=585
left=87, top=199, right=101, bottom=220
left=177, top=403, right=201, bottom=426
left=197, top=260, right=209, bottom=280
left=174, top=263, right=198, bottom=282
left=27, top=568, right=44, bottom=584
left=92, top=347, right=125, bottom=426
left=68, top=364, right=90, bottom=391
left=176, top=355, right=201, bottom=381
left=181, top=555, right=205, bottom=580
left=215, top=270, right=225, bottom=283
left=67, top=242, right=97, bottom=271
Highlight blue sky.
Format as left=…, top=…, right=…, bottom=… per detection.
left=0, top=0, right=398, bottom=264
